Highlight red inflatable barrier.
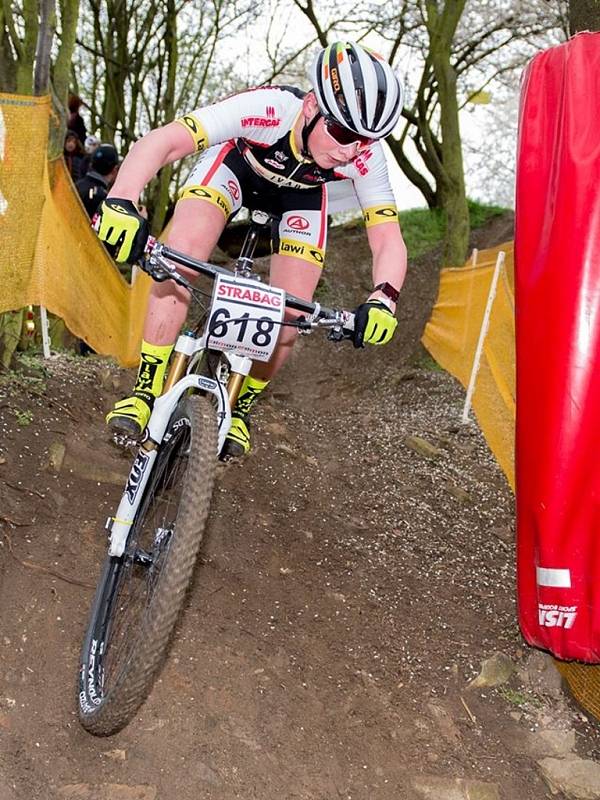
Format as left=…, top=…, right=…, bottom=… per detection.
left=515, top=32, right=600, bottom=662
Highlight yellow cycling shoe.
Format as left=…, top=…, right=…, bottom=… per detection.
left=106, top=391, right=154, bottom=437
left=220, top=414, right=251, bottom=460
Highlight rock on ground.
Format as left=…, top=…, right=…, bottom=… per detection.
left=412, top=775, right=500, bottom=800
left=538, top=757, right=600, bottom=800
left=468, top=652, right=515, bottom=689
left=58, top=786, right=157, bottom=800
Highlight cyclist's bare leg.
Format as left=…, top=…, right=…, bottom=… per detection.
left=221, top=253, right=322, bottom=457
left=143, top=199, right=227, bottom=345
left=251, top=253, right=322, bottom=382
left=107, top=199, right=228, bottom=435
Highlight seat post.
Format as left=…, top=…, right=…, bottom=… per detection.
left=234, top=210, right=271, bottom=278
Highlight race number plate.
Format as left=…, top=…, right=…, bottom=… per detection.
left=207, top=275, right=285, bottom=362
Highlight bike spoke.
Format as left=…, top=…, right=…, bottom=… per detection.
left=92, top=432, right=190, bottom=695
left=79, top=395, right=218, bottom=736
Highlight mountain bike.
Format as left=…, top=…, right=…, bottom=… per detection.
left=77, top=210, right=355, bottom=736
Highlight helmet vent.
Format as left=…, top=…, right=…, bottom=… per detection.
left=309, top=41, right=403, bottom=139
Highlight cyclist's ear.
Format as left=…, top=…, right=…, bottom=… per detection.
left=303, top=92, right=319, bottom=121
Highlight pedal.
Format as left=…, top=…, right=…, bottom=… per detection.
left=219, top=438, right=247, bottom=462
left=112, top=431, right=141, bottom=450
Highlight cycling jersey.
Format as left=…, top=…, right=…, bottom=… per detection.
left=175, top=86, right=399, bottom=266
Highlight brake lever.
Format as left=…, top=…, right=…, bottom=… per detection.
left=296, top=315, right=313, bottom=335
left=326, top=310, right=355, bottom=341
left=140, top=253, right=194, bottom=290
left=295, top=310, right=355, bottom=341
left=149, top=265, right=175, bottom=283
left=327, top=327, right=348, bottom=342
left=138, top=261, right=166, bottom=282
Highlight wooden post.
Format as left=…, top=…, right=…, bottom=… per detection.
left=39, top=306, right=51, bottom=358
left=461, top=250, right=505, bottom=424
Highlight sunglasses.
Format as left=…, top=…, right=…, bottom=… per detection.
left=323, top=116, right=374, bottom=149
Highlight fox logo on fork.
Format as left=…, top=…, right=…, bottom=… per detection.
left=125, top=449, right=151, bottom=504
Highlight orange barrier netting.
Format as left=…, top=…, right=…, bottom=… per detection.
left=0, top=92, right=150, bottom=367
left=4, top=91, right=599, bottom=718
left=422, top=241, right=600, bottom=719
left=422, top=242, right=516, bottom=489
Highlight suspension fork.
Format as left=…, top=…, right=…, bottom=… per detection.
left=162, top=331, right=195, bottom=393
left=227, top=372, right=245, bottom=409
left=163, top=329, right=250, bottom=417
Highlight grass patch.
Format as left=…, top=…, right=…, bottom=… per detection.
left=313, top=272, right=333, bottom=303
left=467, top=198, right=507, bottom=228
left=415, top=351, right=444, bottom=372
left=13, top=408, right=34, bottom=426
left=16, top=352, right=48, bottom=377
left=398, top=199, right=509, bottom=260
left=497, top=685, right=544, bottom=709
left=409, top=344, right=444, bottom=371
left=398, top=207, right=445, bottom=259
left=0, top=354, right=48, bottom=395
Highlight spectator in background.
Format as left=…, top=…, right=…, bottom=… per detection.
left=85, top=135, right=101, bottom=156
left=83, top=135, right=101, bottom=171
left=75, top=144, right=120, bottom=218
left=68, top=94, right=87, bottom=145
left=75, top=143, right=121, bottom=356
left=64, top=130, right=86, bottom=182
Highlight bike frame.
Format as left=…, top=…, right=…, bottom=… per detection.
left=107, top=347, right=250, bottom=558
left=105, top=211, right=353, bottom=558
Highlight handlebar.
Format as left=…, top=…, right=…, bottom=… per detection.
left=141, top=237, right=355, bottom=336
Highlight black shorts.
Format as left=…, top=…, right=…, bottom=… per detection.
left=179, top=142, right=327, bottom=267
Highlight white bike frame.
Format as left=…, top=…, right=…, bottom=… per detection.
left=103, top=223, right=354, bottom=560
left=106, top=332, right=252, bottom=558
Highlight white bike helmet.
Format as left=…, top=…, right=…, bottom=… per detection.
left=309, top=42, right=403, bottom=139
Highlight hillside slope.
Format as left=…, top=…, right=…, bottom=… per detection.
left=2, top=211, right=598, bottom=800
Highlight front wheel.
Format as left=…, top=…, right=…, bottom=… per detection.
left=78, top=394, right=218, bottom=736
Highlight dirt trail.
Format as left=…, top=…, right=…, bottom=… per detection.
left=1, top=215, right=598, bottom=800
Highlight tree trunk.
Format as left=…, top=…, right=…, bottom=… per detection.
left=1, top=0, right=38, bottom=367
left=34, top=0, right=56, bottom=95
left=0, top=6, right=17, bottom=92
left=0, top=0, right=80, bottom=369
left=0, top=311, right=24, bottom=369
left=99, top=0, right=128, bottom=141
left=15, top=0, right=39, bottom=93
left=569, top=0, right=600, bottom=33
left=149, top=0, right=177, bottom=233
left=54, top=0, right=80, bottom=107
left=426, top=0, right=469, bottom=265
left=433, top=54, right=469, bottom=264
left=387, top=135, right=438, bottom=209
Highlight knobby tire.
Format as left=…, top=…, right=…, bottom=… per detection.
left=78, top=395, right=218, bottom=736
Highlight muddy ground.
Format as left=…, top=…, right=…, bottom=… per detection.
left=1, top=214, right=599, bottom=800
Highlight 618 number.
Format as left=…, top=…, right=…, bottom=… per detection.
left=209, top=309, right=275, bottom=346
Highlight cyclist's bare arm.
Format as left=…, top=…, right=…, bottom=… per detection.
left=108, top=123, right=198, bottom=202
left=366, top=221, right=408, bottom=311
left=108, top=88, right=299, bottom=204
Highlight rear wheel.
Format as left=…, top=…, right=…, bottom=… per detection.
left=78, top=395, right=218, bottom=736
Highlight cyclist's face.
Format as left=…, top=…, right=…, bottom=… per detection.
left=308, top=118, right=369, bottom=168
left=302, top=93, right=370, bottom=169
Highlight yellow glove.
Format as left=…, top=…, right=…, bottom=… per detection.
left=97, top=198, right=149, bottom=263
left=353, top=301, right=398, bottom=348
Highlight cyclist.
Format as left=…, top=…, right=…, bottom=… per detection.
left=97, top=42, right=408, bottom=457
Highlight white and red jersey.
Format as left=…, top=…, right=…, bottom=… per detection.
left=175, top=85, right=397, bottom=220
